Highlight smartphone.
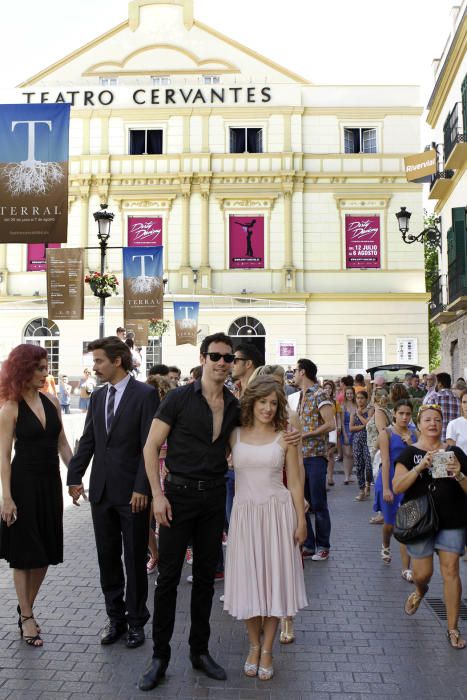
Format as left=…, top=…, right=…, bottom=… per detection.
left=430, top=451, right=456, bottom=479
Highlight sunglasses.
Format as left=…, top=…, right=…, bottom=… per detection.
left=203, top=352, right=235, bottom=363
left=233, top=357, right=247, bottom=364
left=418, top=404, right=442, bottom=411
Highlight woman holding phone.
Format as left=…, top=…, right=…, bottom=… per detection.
left=0, top=345, right=72, bottom=647
left=393, top=405, right=467, bottom=648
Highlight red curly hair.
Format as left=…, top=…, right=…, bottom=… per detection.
left=0, top=344, right=48, bottom=403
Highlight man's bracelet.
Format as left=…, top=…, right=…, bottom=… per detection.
left=455, top=472, right=466, bottom=483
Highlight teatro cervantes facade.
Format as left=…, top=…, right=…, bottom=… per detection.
left=0, top=0, right=429, bottom=377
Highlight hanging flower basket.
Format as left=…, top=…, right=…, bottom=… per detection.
left=85, top=271, right=119, bottom=299
left=149, top=319, right=170, bottom=337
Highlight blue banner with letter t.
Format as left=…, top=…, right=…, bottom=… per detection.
left=173, top=301, right=199, bottom=346
left=123, top=246, right=163, bottom=320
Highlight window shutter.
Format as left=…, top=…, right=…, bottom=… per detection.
left=397, top=338, right=418, bottom=363
left=229, top=128, right=237, bottom=153
left=452, top=207, right=466, bottom=275
left=344, top=128, right=355, bottom=153
left=256, top=128, right=263, bottom=153
left=362, top=128, right=377, bottom=153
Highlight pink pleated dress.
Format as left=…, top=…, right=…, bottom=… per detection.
left=223, top=428, right=308, bottom=620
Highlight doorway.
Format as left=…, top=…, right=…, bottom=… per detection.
left=228, top=316, right=266, bottom=364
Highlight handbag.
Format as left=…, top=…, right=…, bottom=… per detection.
left=393, top=486, right=438, bottom=544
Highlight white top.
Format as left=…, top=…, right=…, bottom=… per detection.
left=446, top=416, right=467, bottom=455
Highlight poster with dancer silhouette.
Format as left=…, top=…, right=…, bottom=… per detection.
left=128, top=216, right=163, bottom=246
left=229, top=215, right=264, bottom=269
left=345, top=215, right=381, bottom=269
left=0, top=104, right=70, bottom=243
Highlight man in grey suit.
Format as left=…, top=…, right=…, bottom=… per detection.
left=67, top=337, right=159, bottom=649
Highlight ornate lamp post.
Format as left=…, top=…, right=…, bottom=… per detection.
left=395, top=206, right=441, bottom=249
left=92, top=204, right=115, bottom=338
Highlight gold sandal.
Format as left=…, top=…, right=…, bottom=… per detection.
left=280, top=617, right=295, bottom=644
left=404, top=586, right=428, bottom=616
left=244, top=644, right=260, bottom=677
left=447, top=629, right=466, bottom=649
left=258, top=650, right=274, bottom=681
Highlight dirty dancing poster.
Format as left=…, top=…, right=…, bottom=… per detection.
left=0, top=104, right=70, bottom=243
left=229, top=215, right=264, bottom=269
left=345, top=215, right=381, bottom=269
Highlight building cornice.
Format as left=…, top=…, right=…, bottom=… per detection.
left=426, top=11, right=467, bottom=127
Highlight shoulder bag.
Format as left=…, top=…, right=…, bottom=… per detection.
left=393, top=484, right=438, bottom=544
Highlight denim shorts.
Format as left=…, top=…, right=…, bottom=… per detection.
left=406, top=528, right=466, bottom=559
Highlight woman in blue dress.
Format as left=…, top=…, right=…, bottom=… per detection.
left=341, top=387, right=356, bottom=484
left=374, top=399, right=417, bottom=579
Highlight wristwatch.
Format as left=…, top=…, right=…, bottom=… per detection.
left=455, top=472, right=466, bottom=482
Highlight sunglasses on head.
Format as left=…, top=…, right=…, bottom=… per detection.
left=203, top=352, right=235, bottom=363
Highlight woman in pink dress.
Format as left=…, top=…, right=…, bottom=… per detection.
left=223, top=376, right=307, bottom=680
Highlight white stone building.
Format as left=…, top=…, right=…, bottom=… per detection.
left=0, top=0, right=428, bottom=378
left=427, top=1, right=467, bottom=379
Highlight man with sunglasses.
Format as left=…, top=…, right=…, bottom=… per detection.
left=138, top=332, right=239, bottom=690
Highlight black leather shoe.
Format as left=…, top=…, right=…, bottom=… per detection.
left=126, top=625, right=145, bottom=649
left=190, top=652, right=227, bottom=680
left=138, top=657, right=168, bottom=691
left=100, top=620, right=127, bottom=645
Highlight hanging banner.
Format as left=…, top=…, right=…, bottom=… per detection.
left=0, top=104, right=70, bottom=243
left=27, top=242, right=61, bottom=271
left=128, top=216, right=163, bottom=246
left=123, top=246, right=163, bottom=320
left=173, top=301, right=199, bottom=346
left=46, top=247, right=84, bottom=320
left=124, top=319, right=149, bottom=346
left=345, top=215, right=381, bottom=269
left=277, top=339, right=297, bottom=365
left=229, top=215, right=264, bottom=269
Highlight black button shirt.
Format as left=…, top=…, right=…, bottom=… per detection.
left=155, top=379, right=240, bottom=480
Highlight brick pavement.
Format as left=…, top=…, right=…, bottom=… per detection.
left=1, top=471, right=467, bottom=700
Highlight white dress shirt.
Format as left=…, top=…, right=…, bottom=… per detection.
left=105, top=373, right=132, bottom=430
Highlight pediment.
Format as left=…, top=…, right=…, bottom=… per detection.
left=83, top=44, right=239, bottom=76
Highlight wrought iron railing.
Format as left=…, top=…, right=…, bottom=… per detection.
left=430, top=275, right=444, bottom=317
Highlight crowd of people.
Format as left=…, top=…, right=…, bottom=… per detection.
left=1, top=333, right=467, bottom=689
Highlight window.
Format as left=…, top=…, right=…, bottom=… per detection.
left=99, top=77, right=118, bottom=87
left=229, top=127, right=263, bottom=153
left=23, top=318, right=60, bottom=381
left=145, top=338, right=162, bottom=374
left=348, top=337, right=383, bottom=371
left=344, top=127, right=377, bottom=153
left=397, top=338, right=418, bottom=363
left=129, top=129, right=163, bottom=155
left=151, top=76, right=171, bottom=85
left=203, top=75, right=220, bottom=84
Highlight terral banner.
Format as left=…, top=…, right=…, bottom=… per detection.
left=229, top=215, right=264, bottom=269
left=46, top=247, right=84, bottom=320
left=0, top=104, right=70, bottom=243
left=345, top=215, right=381, bottom=269
left=128, top=216, right=163, bottom=246
left=123, top=246, right=163, bottom=320
left=125, top=319, right=149, bottom=346
left=404, top=149, right=437, bottom=183
left=174, top=301, right=199, bottom=346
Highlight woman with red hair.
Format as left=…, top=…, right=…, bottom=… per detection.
left=0, top=344, right=72, bottom=647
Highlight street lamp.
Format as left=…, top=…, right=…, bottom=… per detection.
left=93, top=204, right=115, bottom=338
left=395, top=206, right=441, bottom=249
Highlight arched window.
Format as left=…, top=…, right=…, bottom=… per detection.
left=23, top=317, right=60, bottom=380
left=228, top=316, right=266, bottom=337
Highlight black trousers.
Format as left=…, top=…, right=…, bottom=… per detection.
left=152, top=482, right=225, bottom=661
left=91, top=496, right=150, bottom=627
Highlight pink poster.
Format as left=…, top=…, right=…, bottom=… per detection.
left=128, top=217, right=163, bottom=247
left=229, top=215, right=264, bottom=269
left=345, top=215, right=381, bottom=269
left=27, top=243, right=61, bottom=271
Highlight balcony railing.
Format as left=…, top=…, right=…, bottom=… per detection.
left=429, top=168, right=455, bottom=191
left=444, top=102, right=461, bottom=162
left=430, top=275, right=444, bottom=318
left=448, top=259, right=467, bottom=304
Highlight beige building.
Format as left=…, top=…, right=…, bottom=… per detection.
left=0, top=0, right=428, bottom=378
left=427, top=1, right=467, bottom=379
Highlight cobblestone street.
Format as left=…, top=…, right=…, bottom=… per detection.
left=2, top=473, right=467, bottom=700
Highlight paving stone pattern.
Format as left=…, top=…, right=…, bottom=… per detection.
left=1, top=473, right=467, bottom=699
